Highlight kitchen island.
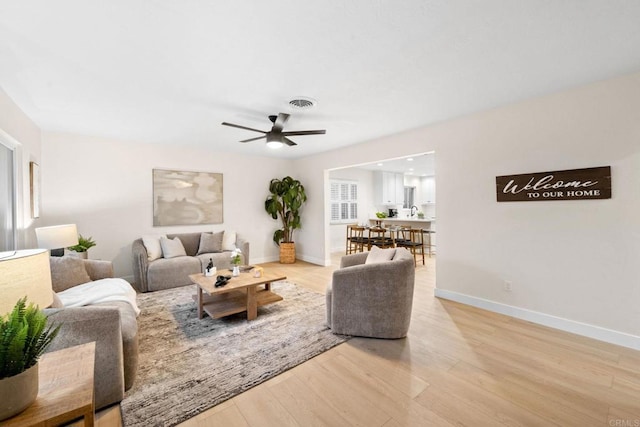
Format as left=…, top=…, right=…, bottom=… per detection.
left=369, top=217, right=435, bottom=229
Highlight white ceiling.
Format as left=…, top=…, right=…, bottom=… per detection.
left=1, top=1, right=640, bottom=159
left=353, top=153, right=435, bottom=177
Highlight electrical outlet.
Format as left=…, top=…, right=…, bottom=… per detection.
left=503, top=281, right=513, bottom=292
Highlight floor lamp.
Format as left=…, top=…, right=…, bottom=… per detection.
left=35, top=224, right=78, bottom=257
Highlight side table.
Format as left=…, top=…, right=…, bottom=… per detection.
left=3, top=341, right=96, bottom=426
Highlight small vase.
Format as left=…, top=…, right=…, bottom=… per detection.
left=232, top=265, right=240, bottom=276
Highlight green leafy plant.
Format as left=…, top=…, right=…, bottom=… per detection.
left=0, top=297, right=60, bottom=379
left=230, top=248, right=242, bottom=266
left=67, top=234, right=96, bottom=253
left=264, top=176, right=307, bottom=245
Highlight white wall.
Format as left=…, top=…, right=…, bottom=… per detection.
left=328, top=168, right=375, bottom=252
left=0, top=87, right=42, bottom=248
left=294, top=72, right=640, bottom=347
left=41, top=132, right=292, bottom=281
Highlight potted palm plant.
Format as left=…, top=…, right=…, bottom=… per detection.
left=0, top=298, right=60, bottom=420
left=66, top=234, right=96, bottom=259
left=264, top=176, right=307, bottom=263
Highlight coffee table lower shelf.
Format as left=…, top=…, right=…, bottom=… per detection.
left=192, top=289, right=283, bottom=319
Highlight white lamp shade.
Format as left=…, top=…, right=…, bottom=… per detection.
left=0, top=249, right=53, bottom=316
left=35, top=224, right=78, bottom=249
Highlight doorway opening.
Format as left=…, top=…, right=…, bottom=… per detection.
left=326, top=151, right=436, bottom=265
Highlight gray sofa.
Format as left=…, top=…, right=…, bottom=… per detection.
left=326, top=248, right=415, bottom=339
left=44, top=257, right=138, bottom=410
left=132, top=232, right=250, bottom=292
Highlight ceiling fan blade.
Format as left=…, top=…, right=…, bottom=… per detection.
left=272, top=113, right=290, bottom=133
left=281, top=129, right=327, bottom=136
left=221, top=122, right=266, bottom=134
left=283, top=137, right=297, bottom=146
left=240, top=135, right=267, bottom=143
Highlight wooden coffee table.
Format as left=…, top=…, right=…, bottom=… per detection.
left=4, top=342, right=95, bottom=426
left=189, top=270, right=286, bottom=320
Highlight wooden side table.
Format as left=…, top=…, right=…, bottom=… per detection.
left=3, top=342, right=96, bottom=427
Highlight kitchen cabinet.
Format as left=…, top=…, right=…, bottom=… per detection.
left=375, top=171, right=405, bottom=205
left=421, top=176, right=436, bottom=204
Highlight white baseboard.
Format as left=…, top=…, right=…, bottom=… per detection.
left=249, top=255, right=328, bottom=266
left=250, top=255, right=280, bottom=264
left=298, top=254, right=329, bottom=266
left=434, top=288, right=640, bottom=351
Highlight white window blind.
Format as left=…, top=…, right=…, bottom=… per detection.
left=330, top=180, right=358, bottom=223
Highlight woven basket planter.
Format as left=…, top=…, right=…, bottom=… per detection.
left=279, top=242, right=296, bottom=264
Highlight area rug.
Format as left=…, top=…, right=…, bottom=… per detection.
left=120, top=281, right=348, bottom=427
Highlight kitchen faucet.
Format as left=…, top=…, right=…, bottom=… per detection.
left=410, top=205, right=418, bottom=217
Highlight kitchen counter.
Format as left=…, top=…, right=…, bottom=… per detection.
left=371, top=217, right=435, bottom=223
left=369, top=217, right=436, bottom=231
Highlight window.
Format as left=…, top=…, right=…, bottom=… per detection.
left=403, top=186, right=415, bottom=209
left=330, top=180, right=358, bottom=223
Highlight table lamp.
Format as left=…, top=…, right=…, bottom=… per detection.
left=35, top=224, right=78, bottom=257
left=0, top=249, right=54, bottom=421
left=0, top=249, right=53, bottom=316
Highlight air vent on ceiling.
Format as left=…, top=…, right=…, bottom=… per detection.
left=288, top=97, right=316, bottom=109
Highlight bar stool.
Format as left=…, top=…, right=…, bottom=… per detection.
left=422, top=229, right=436, bottom=257
left=346, top=225, right=366, bottom=254
left=368, top=227, right=394, bottom=249
left=397, top=228, right=425, bottom=266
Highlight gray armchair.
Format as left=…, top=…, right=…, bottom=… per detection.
left=44, top=258, right=139, bottom=410
left=326, top=248, right=415, bottom=339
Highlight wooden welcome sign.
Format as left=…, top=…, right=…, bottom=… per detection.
left=496, top=166, right=611, bottom=202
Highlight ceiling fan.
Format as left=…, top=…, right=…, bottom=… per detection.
left=221, top=113, right=326, bottom=148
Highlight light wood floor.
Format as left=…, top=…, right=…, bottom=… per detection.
left=88, top=253, right=640, bottom=427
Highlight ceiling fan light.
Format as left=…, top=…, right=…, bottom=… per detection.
left=266, top=140, right=283, bottom=149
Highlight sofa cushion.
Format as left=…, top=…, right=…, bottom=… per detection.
left=160, top=237, right=187, bottom=258
left=49, top=256, right=92, bottom=292
left=147, top=256, right=202, bottom=291
left=142, top=235, right=166, bottom=261
left=222, top=231, right=236, bottom=251
left=197, top=231, right=224, bottom=255
left=365, top=246, right=396, bottom=265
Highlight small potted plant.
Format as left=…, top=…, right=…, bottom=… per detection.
left=67, top=234, right=96, bottom=259
left=230, top=248, right=242, bottom=276
left=0, top=298, right=60, bottom=420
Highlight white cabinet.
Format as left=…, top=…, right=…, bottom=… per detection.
left=421, top=176, right=436, bottom=204
left=375, top=172, right=405, bottom=205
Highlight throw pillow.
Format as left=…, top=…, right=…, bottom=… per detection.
left=221, top=231, right=237, bottom=251
left=49, top=256, right=92, bottom=292
left=142, top=235, right=166, bottom=261
left=160, top=236, right=187, bottom=258
left=50, top=291, right=64, bottom=308
left=197, top=231, right=224, bottom=254
left=365, top=246, right=396, bottom=264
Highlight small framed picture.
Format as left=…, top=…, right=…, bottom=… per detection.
left=30, top=161, right=40, bottom=218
